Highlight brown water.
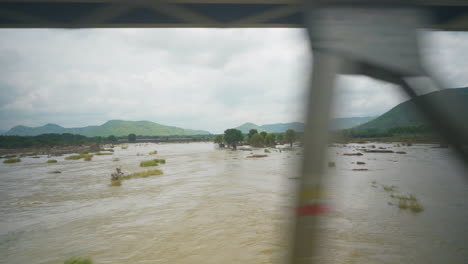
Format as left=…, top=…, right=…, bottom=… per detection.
left=0, top=142, right=467, bottom=264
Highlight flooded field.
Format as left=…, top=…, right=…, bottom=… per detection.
left=0, top=142, right=467, bottom=264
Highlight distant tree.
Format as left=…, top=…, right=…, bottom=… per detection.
left=128, top=133, right=136, bottom=143
left=265, top=133, right=276, bottom=146
left=260, top=131, right=268, bottom=138
left=285, top=129, right=296, bottom=147
left=107, top=135, right=117, bottom=143
left=248, top=129, right=258, bottom=139
left=223, top=129, right=243, bottom=150
left=250, top=133, right=264, bottom=147
left=277, top=133, right=284, bottom=144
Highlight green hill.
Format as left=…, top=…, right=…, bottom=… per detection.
left=235, top=122, right=266, bottom=133
left=5, top=120, right=210, bottom=137
left=330, top=116, right=375, bottom=130
left=355, top=87, right=468, bottom=131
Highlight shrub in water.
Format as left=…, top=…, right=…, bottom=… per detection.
left=149, top=151, right=158, bottom=155
left=47, top=159, right=58, bottom=163
left=264, top=149, right=271, bottom=153
left=64, top=257, right=93, bottom=264
left=95, top=152, right=113, bottom=156
left=328, top=161, right=336, bottom=167
left=3, top=158, right=21, bottom=164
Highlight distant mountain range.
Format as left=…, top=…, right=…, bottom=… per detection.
left=354, top=87, right=468, bottom=131
left=4, top=120, right=210, bottom=137
left=10, top=87, right=463, bottom=138
left=235, top=117, right=374, bottom=134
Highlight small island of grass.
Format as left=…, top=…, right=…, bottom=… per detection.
left=3, top=157, right=21, bottom=164
left=123, top=169, right=163, bottom=179
left=140, top=159, right=166, bottom=167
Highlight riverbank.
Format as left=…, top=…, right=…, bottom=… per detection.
left=0, top=143, right=102, bottom=156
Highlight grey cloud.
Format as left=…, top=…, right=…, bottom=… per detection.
left=0, top=29, right=467, bottom=133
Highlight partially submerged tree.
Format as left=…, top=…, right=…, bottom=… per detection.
left=285, top=129, right=296, bottom=147
left=265, top=133, right=276, bottom=146
left=248, top=129, right=258, bottom=139
left=277, top=133, right=284, bottom=144
left=128, top=133, right=136, bottom=143
left=250, top=133, right=264, bottom=147
left=223, top=129, right=243, bottom=150
left=214, top=135, right=224, bottom=148
left=107, top=135, right=117, bottom=143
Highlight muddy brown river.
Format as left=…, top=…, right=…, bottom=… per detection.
left=0, top=142, right=467, bottom=264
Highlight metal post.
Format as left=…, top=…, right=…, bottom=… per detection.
left=288, top=50, right=341, bottom=264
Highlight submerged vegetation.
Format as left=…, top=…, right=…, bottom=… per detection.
left=65, top=155, right=83, bottom=160
left=95, top=152, right=113, bottom=155
left=140, top=159, right=166, bottom=167
left=373, top=182, right=424, bottom=213
left=64, top=256, right=93, bottom=264
left=65, top=153, right=94, bottom=161
left=109, top=179, right=122, bottom=186
left=3, top=157, right=21, bottom=163
left=123, top=169, right=163, bottom=180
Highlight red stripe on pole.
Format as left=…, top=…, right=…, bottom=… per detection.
left=297, top=204, right=328, bottom=216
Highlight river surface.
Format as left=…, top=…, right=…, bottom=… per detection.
left=0, top=142, right=467, bottom=264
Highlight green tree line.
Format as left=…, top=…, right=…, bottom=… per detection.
left=215, top=128, right=298, bottom=149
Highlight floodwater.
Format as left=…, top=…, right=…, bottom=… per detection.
left=0, top=142, right=467, bottom=264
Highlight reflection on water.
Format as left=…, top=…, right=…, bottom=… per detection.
left=0, top=142, right=466, bottom=264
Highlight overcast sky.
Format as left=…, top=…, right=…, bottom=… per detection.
left=0, top=29, right=467, bottom=133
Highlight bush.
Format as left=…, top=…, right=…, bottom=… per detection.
left=83, top=154, right=93, bottom=161
left=264, top=149, right=271, bottom=153
left=149, top=151, right=158, bottom=155
left=3, top=158, right=21, bottom=163
left=140, top=159, right=165, bottom=167
left=47, top=159, right=58, bottom=163
left=328, top=161, right=336, bottom=167
left=64, top=257, right=93, bottom=264
left=123, top=169, right=163, bottom=179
